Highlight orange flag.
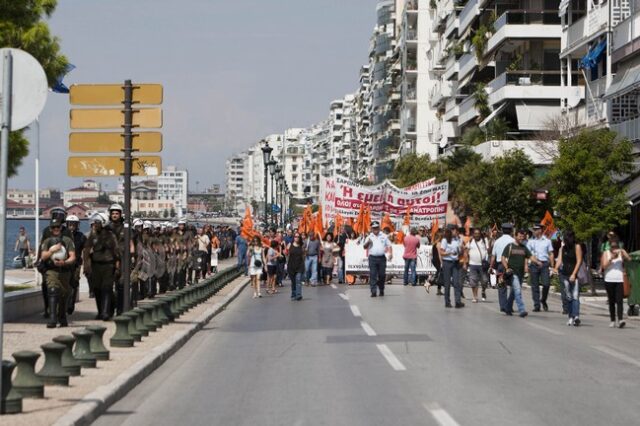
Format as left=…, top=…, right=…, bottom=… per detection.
left=354, top=203, right=366, bottom=235
left=381, top=212, right=395, bottom=233
left=431, top=218, right=439, bottom=242
left=241, top=206, right=254, bottom=239
left=348, top=217, right=355, bottom=229
left=333, top=214, right=343, bottom=238
left=362, top=204, right=371, bottom=235
left=314, top=206, right=324, bottom=238
left=464, top=217, right=471, bottom=236
left=541, top=210, right=556, bottom=238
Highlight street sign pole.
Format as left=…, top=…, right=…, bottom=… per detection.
left=122, top=79, right=133, bottom=312
left=0, top=49, right=13, bottom=405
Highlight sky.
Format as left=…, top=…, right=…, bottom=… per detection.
left=9, top=0, right=376, bottom=192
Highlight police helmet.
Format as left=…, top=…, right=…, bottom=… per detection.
left=143, top=221, right=153, bottom=230
left=66, top=215, right=79, bottom=223
left=50, top=207, right=66, bottom=222
left=133, top=218, right=144, bottom=227
left=108, top=203, right=123, bottom=213
left=91, top=213, right=106, bottom=226
left=50, top=218, right=63, bottom=228
left=177, top=219, right=186, bottom=225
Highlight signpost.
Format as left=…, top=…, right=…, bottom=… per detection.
left=69, top=80, right=163, bottom=313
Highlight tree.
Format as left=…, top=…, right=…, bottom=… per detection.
left=163, top=209, right=169, bottom=218
left=0, top=0, right=69, bottom=176
left=391, top=153, right=442, bottom=188
left=96, top=192, right=113, bottom=204
left=170, top=207, right=176, bottom=218
left=549, top=129, right=633, bottom=241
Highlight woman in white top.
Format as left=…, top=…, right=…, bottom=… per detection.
left=247, top=236, right=264, bottom=298
left=601, top=237, right=630, bottom=328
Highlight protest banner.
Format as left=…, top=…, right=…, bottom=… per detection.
left=344, top=240, right=436, bottom=274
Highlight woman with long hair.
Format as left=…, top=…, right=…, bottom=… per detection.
left=265, top=240, right=280, bottom=294
left=554, top=230, right=583, bottom=326
left=428, top=229, right=444, bottom=295
left=287, top=233, right=305, bottom=300
left=601, top=236, right=630, bottom=328
left=247, top=236, right=263, bottom=298
left=320, top=233, right=338, bottom=285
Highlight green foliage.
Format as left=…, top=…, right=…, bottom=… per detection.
left=474, top=83, right=491, bottom=120
left=549, top=129, right=634, bottom=241
left=471, top=12, right=496, bottom=61
left=507, top=52, right=523, bottom=71
left=1, top=0, right=68, bottom=176
left=461, top=126, right=486, bottom=146
left=461, top=118, right=509, bottom=147
left=96, top=192, right=113, bottom=204
left=391, top=153, right=442, bottom=188
left=430, top=0, right=437, bottom=10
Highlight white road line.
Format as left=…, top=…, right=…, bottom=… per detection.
left=376, top=344, right=406, bottom=371
left=360, top=321, right=377, bottom=336
left=349, top=305, right=361, bottom=317
left=338, top=293, right=349, bottom=301
left=593, top=345, right=640, bottom=368
left=330, top=284, right=337, bottom=289
left=423, top=402, right=460, bottom=426
left=526, top=321, right=564, bottom=336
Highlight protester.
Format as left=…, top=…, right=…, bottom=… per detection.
left=304, top=232, right=320, bottom=286
left=247, top=236, right=263, bottom=298
left=554, top=230, right=583, bottom=326
left=465, top=228, right=489, bottom=303
left=601, top=236, right=630, bottom=328
left=501, top=229, right=536, bottom=318
left=320, top=233, right=338, bottom=285
left=363, top=221, right=392, bottom=297
left=490, top=223, right=515, bottom=315
left=440, top=225, right=463, bottom=308
left=265, top=240, right=279, bottom=294
left=287, top=234, right=305, bottom=300
left=403, top=227, right=420, bottom=286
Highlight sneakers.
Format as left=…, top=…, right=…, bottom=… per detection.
left=542, top=301, right=549, bottom=312
left=573, top=317, right=581, bottom=326
left=455, top=302, right=465, bottom=309
left=619, top=320, right=626, bottom=329
left=519, top=311, right=528, bottom=318
left=610, top=321, right=617, bottom=328
left=566, top=318, right=574, bottom=326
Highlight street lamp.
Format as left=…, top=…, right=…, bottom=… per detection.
left=267, top=160, right=277, bottom=226
left=261, top=140, right=272, bottom=226
left=275, top=165, right=282, bottom=227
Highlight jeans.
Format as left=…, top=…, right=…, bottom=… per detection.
left=442, top=260, right=461, bottom=306
left=561, top=275, right=580, bottom=318
left=290, top=271, right=303, bottom=299
left=305, top=255, right=318, bottom=285
left=368, top=255, right=387, bottom=294
left=529, top=261, right=550, bottom=309
left=403, top=258, right=417, bottom=285
left=508, top=275, right=527, bottom=314
left=339, top=256, right=346, bottom=283
left=237, top=248, right=247, bottom=275
left=605, top=281, right=624, bottom=321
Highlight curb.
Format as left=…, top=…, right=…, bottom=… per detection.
left=52, top=277, right=250, bottom=426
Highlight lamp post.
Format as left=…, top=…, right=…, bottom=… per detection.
left=278, top=174, right=285, bottom=227
left=275, top=165, right=282, bottom=227
left=261, top=141, right=272, bottom=227
left=267, top=160, right=276, bottom=227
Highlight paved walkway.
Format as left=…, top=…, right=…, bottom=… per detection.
left=2, top=257, right=240, bottom=426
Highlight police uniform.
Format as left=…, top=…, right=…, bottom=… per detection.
left=84, top=227, right=119, bottom=320
left=40, top=228, right=75, bottom=327
left=363, top=222, right=392, bottom=297
left=68, top=227, right=87, bottom=314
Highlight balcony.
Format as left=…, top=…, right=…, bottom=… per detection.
left=405, top=0, right=418, bottom=12
left=459, top=0, right=480, bottom=35
left=562, top=2, right=608, bottom=56
left=458, top=95, right=480, bottom=125
left=376, top=33, right=393, bottom=55
left=487, top=10, right=562, bottom=55
left=458, top=50, right=477, bottom=80
left=612, top=7, right=640, bottom=59
left=444, top=12, right=459, bottom=39
left=443, top=54, right=459, bottom=80
left=406, top=84, right=417, bottom=101
left=444, top=97, right=459, bottom=121
left=487, top=70, right=585, bottom=105
left=403, top=117, right=417, bottom=135
left=406, top=29, right=418, bottom=43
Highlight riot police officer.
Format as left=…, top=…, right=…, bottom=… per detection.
left=40, top=218, right=76, bottom=328
left=105, top=203, right=131, bottom=314
left=65, top=215, right=86, bottom=315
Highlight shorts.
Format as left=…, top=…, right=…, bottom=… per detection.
left=468, top=264, right=487, bottom=288
left=267, top=265, right=278, bottom=276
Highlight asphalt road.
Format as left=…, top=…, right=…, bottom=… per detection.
left=94, top=280, right=640, bottom=426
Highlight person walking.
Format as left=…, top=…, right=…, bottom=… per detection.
left=439, top=225, right=463, bottom=308
left=501, top=229, right=536, bottom=318
left=554, top=230, right=583, bottom=326
left=247, top=236, right=263, bottom=298
left=15, top=226, right=31, bottom=270
left=490, top=223, right=515, bottom=315
left=320, top=233, right=338, bottom=285
left=403, top=227, right=420, bottom=286
left=265, top=240, right=279, bottom=294
left=527, top=224, right=554, bottom=312
left=363, top=221, right=392, bottom=297
left=287, top=233, right=305, bottom=300
left=235, top=232, right=248, bottom=276
left=65, top=215, right=86, bottom=315
left=465, top=228, right=489, bottom=302
left=304, top=232, right=320, bottom=286
left=601, top=236, right=629, bottom=328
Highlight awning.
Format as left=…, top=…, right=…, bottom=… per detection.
left=559, top=0, right=570, bottom=17
left=479, top=102, right=508, bottom=128
left=580, top=40, right=607, bottom=69
left=515, top=103, right=562, bottom=130
left=458, top=70, right=476, bottom=90
left=604, top=64, right=640, bottom=99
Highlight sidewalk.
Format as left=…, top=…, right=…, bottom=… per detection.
left=2, top=257, right=246, bottom=426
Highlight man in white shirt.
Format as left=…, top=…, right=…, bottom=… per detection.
left=465, top=228, right=489, bottom=302
left=490, top=223, right=515, bottom=315
left=526, top=224, right=554, bottom=312
left=363, top=221, right=392, bottom=297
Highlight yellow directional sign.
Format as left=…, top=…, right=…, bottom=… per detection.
left=69, top=132, right=162, bottom=153
left=69, top=84, right=163, bottom=105
left=70, top=108, right=162, bottom=129
left=68, top=156, right=162, bottom=177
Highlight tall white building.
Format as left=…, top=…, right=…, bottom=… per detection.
left=157, top=166, right=188, bottom=217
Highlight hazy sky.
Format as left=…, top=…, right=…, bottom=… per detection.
left=9, top=0, right=375, bottom=192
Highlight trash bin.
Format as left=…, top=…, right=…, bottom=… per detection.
left=624, top=251, right=640, bottom=316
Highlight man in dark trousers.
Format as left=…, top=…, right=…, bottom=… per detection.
left=363, top=221, right=392, bottom=297
left=65, top=215, right=86, bottom=315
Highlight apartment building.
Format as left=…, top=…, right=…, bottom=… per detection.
left=225, top=153, right=248, bottom=213
left=157, top=166, right=188, bottom=218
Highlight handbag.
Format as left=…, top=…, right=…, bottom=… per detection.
left=576, top=260, right=589, bottom=284
left=254, top=259, right=262, bottom=268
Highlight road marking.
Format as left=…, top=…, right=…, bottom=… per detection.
left=593, top=345, right=640, bottom=368
left=330, top=284, right=337, bottom=289
left=423, top=402, right=460, bottom=426
left=526, top=321, right=564, bottom=336
left=349, top=305, right=361, bottom=317
left=376, top=344, right=406, bottom=371
left=338, top=293, right=349, bottom=301
left=360, top=321, right=377, bottom=336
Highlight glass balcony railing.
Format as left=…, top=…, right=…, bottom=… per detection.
left=494, top=10, right=562, bottom=31
left=406, top=29, right=418, bottom=41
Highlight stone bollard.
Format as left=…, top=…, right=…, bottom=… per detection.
left=149, top=302, right=163, bottom=329
left=132, top=308, right=149, bottom=336
left=155, top=299, right=170, bottom=325
left=167, top=294, right=180, bottom=319
left=1, top=360, right=23, bottom=414
left=159, top=296, right=175, bottom=322
left=37, top=343, right=71, bottom=386
left=87, top=325, right=110, bottom=361
left=174, top=290, right=186, bottom=315
left=11, top=351, right=44, bottom=398
left=140, top=305, right=157, bottom=332
left=123, top=312, right=143, bottom=342
left=72, top=330, right=98, bottom=368
left=110, top=316, right=134, bottom=348
left=52, top=336, right=82, bottom=377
